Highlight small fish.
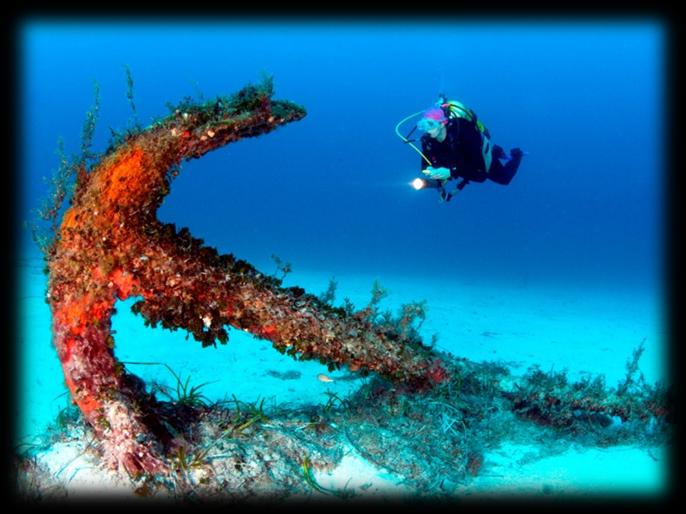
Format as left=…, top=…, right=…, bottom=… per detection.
left=317, top=373, right=335, bottom=383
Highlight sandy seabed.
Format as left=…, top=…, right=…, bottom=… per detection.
left=16, top=259, right=669, bottom=501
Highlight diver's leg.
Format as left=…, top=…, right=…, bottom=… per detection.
left=488, top=148, right=523, bottom=185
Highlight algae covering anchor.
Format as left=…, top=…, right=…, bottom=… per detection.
left=46, top=76, right=448, bottom=479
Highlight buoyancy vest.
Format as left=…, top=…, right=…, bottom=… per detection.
left=440, top=99, right=493, bottom=173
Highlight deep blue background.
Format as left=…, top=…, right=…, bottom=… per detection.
left=20, top=21, right=664, bottom=289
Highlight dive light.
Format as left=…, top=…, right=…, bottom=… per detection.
left=411, top=177, right=443, bottom=191
left=411, top=178, right=426, bottom=190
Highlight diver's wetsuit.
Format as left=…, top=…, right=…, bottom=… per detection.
left=420, top=117, right=522, bottom=187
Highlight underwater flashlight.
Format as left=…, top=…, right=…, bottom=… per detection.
left=411, top=178, right=426, bottom=190
left=411, top=177, right=444, bottom=191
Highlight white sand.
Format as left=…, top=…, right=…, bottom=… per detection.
left=18, top=261, right=668, bottom=498
left=454, top=442, right=667, bottom=497
left=33, top=441, right=133, bottom=497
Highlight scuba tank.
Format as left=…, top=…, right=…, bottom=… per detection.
left=438, top=96, right=493, bottom=173
left=437, top=96, right=489, bottom=136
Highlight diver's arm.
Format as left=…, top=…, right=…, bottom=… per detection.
left=444, top=120, right=464, bottom=180
left=420, top=137, right=432, bottom=173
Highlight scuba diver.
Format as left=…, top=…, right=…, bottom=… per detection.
left=396, top=96, right=525, bottom=202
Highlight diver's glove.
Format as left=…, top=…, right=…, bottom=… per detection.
left=422, top=166, right=451, bottom=180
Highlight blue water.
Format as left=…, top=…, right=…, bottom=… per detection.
left=17, top=20, right=667, bottom=493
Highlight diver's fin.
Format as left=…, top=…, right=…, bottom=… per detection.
left=510, top=148, right=529, bottom=157
left=492, top=145, right=507, bottom=161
